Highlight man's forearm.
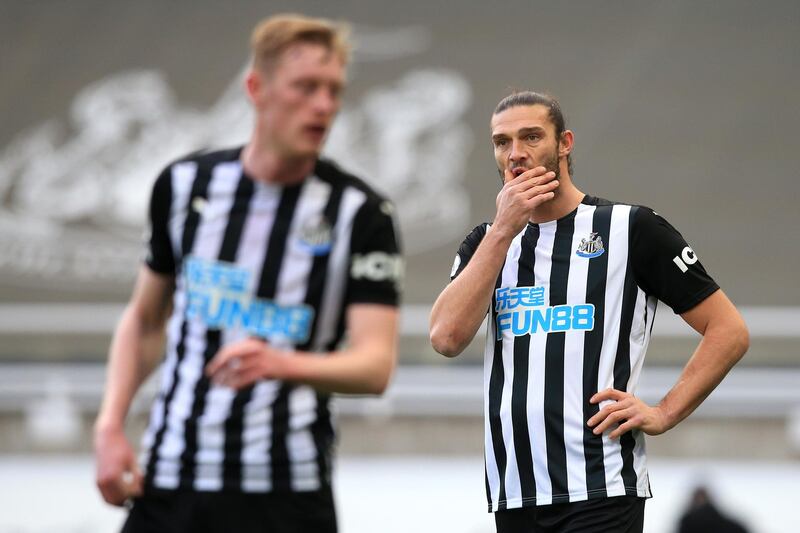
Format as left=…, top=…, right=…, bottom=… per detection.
left=280, top=344, right=395, bottom=395
left=430, top=228, right=512, bottom=357
left=96, top=308, right=165, bottom=431
left=657, top=321, right=749, bottom=431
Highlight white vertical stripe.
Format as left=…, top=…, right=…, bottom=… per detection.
left=497, top=230, right=524, bottom=505
left=562, top=204, right=594, bottom=501
left=167, top=161, right=197, bottom=260
left=240, top=383, right=279, bottom=492
left=287, top=386, right=321, bottom=491
left=627, top=289, right=650, bottom=395
left=628, top=288, right=651, bottom=496
left=236, top=176, right=283, bottom=491
left=275, top=177, right=331, bottom=311
left=633, top=430, right=651, bottom=497
left=155, top=163, right=238, bottom=489
left=312, top=187, right=367, bottom=351
left=597, top=204, right=631, bottom=497
left=528, top=222, right=555, bottom=504
left=273, top=176, right=331, bottom=490
left=484, top=311, right=501, bottom=511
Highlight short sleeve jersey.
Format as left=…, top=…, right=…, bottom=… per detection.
left=450, top=195, right=718, bottom=511
left=140, top=147, right=402, bottom=493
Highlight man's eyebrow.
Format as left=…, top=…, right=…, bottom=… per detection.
left=517, top=126, right=546, bottom=136
left=491, top=126, right=546, bottom=141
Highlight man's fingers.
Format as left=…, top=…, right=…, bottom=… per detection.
left=206, top=339, right=253, bottom=376
left=592, top=408, right=630, bottom=435
left=522, top=182, right=559, bottom=207
left=213, top=357, right=263, bottom=387
left=98, top=478, right=128, bottom=506
left=609, top=419, right=637, bottom=440
left=500, top=175, right=558, bottom=212
left=222, top=367, right=263, bottom=390
left=515, top=166, right=549, bottom=181
left=130, top=464, right=144, bottom=497
left=206, top=340, right=261, bottom=375
left=502, top=167, right=552, bottom=189
left=590, top=388, right=627, bottom=403
left=512, top=170, right=557, bottom=191
left=587, top=400, right=629, bottom=428
left=206, top=348, right=236, bottom=376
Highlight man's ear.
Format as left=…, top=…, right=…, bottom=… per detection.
left=558, top=130, right=574, bottom=158
left=244, top=69, right=262, bottom=106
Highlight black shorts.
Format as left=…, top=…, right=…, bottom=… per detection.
left=121, top=486, right=337, bottom=533
left=494, top=496, right=645, bottom=533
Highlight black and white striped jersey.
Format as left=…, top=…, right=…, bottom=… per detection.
left=450, top=195, right=718, bottom=512
left=140, top=147, right=402, bottom=493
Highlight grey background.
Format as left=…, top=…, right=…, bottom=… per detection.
left=1, top=1, right=798, bottom=363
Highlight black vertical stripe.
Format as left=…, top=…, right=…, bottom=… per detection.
left=582, top=205, right=613, bottom=497
left=267, top=384, right=293, bottom=491
left=178, top=172, right=254, bottom=488
left=145, top=160, right=213, bottom=487
left=222, top=182, right=303, bottom=491
left=258, top=184, right=303, bottom=296
left=488, top=264, right=508, bottom=509
left=510, top=226, right=537, bottom=503
left=615, top=207, right=640, bottom=495
left=484, top=463, right=492, bottom=510
left=298, top=180, right=344, bottom=487
left=264, top=184, right=304, bottom=492
left=544, top=216, right=574, bottom=502
left=302, top=184, right=344, bottom=348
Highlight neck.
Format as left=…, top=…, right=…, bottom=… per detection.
left=241, top=126, right=315, bottom=185
left=529, top=172, right=585, bottom=224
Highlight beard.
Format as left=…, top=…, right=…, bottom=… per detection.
left=539, top=148, right=561, bottom=180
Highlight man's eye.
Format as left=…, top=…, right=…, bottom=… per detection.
left=296, top=81, right=316, bottom=94
left=526, top=134, right=539, bottom=142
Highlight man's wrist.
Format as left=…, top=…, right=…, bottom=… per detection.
left=485, top=223, right=518, bottom=246
left=271, top=349, right=303, bottom=382
left=94, top=415, right=125, bottom=436
left=654, top=402, right=678, bottom=432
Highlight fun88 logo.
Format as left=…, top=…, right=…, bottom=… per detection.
left=495, top=286, right=595, bottom=339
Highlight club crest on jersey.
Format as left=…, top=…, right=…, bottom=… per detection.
left=296, top=215, right=333, bottom=255
left=575, top=232, right=605, bottom=258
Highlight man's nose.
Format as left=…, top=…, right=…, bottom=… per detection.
left=312, top=88, right=338, bottom=116
left=508, top=139, right=528, bottom=164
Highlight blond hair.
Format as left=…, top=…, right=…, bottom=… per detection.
left=250, top=13, right=351, bottom=72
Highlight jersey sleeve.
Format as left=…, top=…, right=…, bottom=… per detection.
left=345, top=199, right=403, bottom=307
left=449, top=223, right=489, bottom=281
left=144, top=166, right=176, bottom=275
left=630, top=207, right=719, bottom=314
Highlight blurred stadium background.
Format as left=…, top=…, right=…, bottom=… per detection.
left=1, top=1, right=798, bottom=531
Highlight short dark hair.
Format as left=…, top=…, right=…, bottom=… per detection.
left=493, top=91, right=573, bottom=176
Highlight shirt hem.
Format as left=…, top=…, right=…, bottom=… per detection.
left=488, top=486, right=652, bottom=512
left=670, top=283, right=719, bottom=314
